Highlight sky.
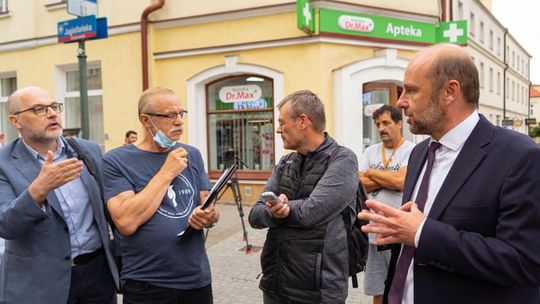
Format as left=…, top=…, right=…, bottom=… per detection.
left=492, top=0, right=540, bottom=84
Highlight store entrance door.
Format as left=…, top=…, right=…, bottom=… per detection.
left=362, top=82, right=402, bottom=149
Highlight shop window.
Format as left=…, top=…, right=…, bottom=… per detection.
left=362, top=82, right=402, bottom=149
left=206, top=75, right=274, bottom=176
left=62, top=66, right=104, bottom=145
left=0, top=75, right=17, bottom=142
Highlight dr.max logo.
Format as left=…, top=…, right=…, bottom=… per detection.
left=338, top=15, right=374, bottom=32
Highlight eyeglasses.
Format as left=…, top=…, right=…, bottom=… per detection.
left=13, top=102, right=64, bottom=116
left=145, top=110, right=188, bottom=121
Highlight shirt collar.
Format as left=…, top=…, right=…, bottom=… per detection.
left=22, top=137, right=65, bottom=161
left=433, top=110, right=480, bottom=151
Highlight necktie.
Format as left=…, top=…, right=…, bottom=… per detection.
left=388, top=141, right=441, bottom=304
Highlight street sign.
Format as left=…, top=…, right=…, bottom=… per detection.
left=525, top=118, right=537, bottom=125
left=57, top=15, right=97, bottom=43
left=68, top=0, right=97, bottom=17
left=297, top=0, right=315, bottom=34
left=91, top=17, right=108, bottom=40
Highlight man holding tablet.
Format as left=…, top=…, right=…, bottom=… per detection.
left=103, top=87, right=218, bottom=304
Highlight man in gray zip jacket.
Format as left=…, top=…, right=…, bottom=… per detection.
left=249, top=90, right=358, bottom=304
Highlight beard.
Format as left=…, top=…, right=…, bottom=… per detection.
left=409, top=92, right=445, bottom=135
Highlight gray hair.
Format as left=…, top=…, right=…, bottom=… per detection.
left=277, top=90, right=326, bottom=132
left=138, top=87, right=175, bottom=116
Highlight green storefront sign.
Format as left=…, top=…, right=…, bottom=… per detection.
left=318, top=8, right=467, bottom=45
left=296, top=0, right=315, bottom=34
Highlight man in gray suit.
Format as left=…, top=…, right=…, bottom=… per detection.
left=0, top=86, right=119, bottom=304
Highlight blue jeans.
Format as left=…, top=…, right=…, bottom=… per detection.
left=122, top=280, right=213, bottom=304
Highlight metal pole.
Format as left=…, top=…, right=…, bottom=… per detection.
left=78, top=40, right=90, bottom=139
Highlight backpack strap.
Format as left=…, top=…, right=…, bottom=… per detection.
left=65, top=137, right=117, bottom=233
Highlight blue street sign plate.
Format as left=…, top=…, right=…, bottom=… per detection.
left=90, top=17, right=108, bottom=40
left=58, top=15, right=97, bottom=43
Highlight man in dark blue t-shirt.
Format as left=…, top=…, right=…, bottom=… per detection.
left=103, top=87, right=218, bottom=304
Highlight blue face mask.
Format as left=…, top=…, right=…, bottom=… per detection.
left=148, top=118, right=176, bottom=149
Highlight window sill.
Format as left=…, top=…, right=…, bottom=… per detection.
left=45, top=2, right=67, bottom=11
left=0, top=11, right=11, bottom=19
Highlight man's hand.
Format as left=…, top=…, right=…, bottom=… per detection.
left=159, top=147, right=188, bottom=180
left=266, top=194, right=290, bottom=219
left=28, top=150, right=84, bottom=204
left=357, top=200, right=425, bottom=246
left=188, top=205, right=220, bottom=230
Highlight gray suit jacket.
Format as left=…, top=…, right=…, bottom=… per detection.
left=0, top=138, right=119, bottom=304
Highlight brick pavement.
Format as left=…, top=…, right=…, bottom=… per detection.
left=206, top=203, right=372, bottom=304
left=118, top=202, right=372, bottom=303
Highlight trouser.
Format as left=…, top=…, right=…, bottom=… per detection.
left=122, top=280, right=213, bottom=304
left=67, top=249, right=117, bottom=304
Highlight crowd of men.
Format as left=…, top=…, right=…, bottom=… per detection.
left=0, top=43, right=539, bottom=304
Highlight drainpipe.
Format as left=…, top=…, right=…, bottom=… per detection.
left=141, top=0, right=165, bottom=91
left=441, top=0, right=447, bottom=22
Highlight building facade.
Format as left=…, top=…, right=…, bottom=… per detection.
left=0, top=0, right=532, bottom=202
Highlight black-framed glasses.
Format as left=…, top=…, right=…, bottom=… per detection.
left=145, top=110, right=188, bottom=121
left=13, top=102, right=63, bottom=117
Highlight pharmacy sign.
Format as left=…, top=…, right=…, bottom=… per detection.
left=296, top=0, right=315, bottom=34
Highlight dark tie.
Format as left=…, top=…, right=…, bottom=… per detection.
left=388, top=141, right=441, bottom=304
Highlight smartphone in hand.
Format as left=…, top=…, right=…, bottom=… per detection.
left=261, top=191, right=280, bottom=206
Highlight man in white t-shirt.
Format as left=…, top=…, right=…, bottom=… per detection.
left=359, top=105, right=414, bottom=304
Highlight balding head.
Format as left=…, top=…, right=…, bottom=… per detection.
left=410, top=43, right=479, bottom=106
left=8, top=86, right=53, bottom=114
left=138, top=87, right=175, bottom=116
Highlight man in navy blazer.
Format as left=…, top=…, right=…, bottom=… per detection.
left=0, top=87, right=119, bottom=304
left=359, top=44, right=540, bottom=304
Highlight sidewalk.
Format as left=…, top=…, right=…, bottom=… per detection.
left=118, top=202, right=372, bottom=303
left=206, top=202, right=371, bottom=304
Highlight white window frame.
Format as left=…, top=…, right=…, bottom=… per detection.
left=497, top=72, right=501, bottom=95
left=0, top=72, right=18, bottom=141
left=489, top=67, right=493, bottom=92
left=55, top=62, right=103, bottom=140
left=0, top=0, right=7, bottom=13
left=480, top=62, right=484, bottom=89
left=469, top=13, right=475, bottom=37
left=480, top=21, right=484, bottom=43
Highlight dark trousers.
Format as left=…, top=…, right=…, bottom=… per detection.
left=122, top=280, right=213, bottom=304
left=263, top=291, right=281, bottom=304
left=67, top=251, right=117, bottom=304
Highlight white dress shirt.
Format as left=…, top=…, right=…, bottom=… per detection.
left=401, top=111, right=480, bottom=304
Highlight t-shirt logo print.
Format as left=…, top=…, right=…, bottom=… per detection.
left=157, top=174, right=195, bottom=218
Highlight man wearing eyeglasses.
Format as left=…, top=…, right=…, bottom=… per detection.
left=102, top=87, right=218, bottom=304
left=0, top=86, right=119, bottom=304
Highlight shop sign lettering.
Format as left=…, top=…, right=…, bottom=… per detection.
left=219, top=85, right=262, bottom=103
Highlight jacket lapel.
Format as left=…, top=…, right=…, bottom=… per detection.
left=11, top=139, right=65, bottom=217
left=427, top=116, right=492, bottom=219
left=402, top=140, right=429, bottom=204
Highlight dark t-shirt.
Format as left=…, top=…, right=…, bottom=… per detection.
left=103, top=143, right=212, bottom=289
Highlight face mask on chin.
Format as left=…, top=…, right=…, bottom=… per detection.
left=147, top=117, right=176, bottom=149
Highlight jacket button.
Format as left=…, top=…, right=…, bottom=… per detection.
left=64, top=256, right=70, bottom=261
left=63, top=226, right=68, bottom=231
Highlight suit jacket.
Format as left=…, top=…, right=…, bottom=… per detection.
left=384, top=116, right=540, bottom=304
left=0, top=138, right=119, bottom=304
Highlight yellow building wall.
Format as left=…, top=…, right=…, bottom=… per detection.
left=0, top=31, right=143, bottom=151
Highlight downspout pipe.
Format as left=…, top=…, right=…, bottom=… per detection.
left=141, top=0, right=165, bottom=91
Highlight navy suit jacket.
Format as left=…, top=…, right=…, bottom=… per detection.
left=384, top=116, right=540, bottom=304
left=0, top=138, right=119, bottom=304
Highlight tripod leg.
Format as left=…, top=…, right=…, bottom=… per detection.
left=230, top=180, right=252, bottom=253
